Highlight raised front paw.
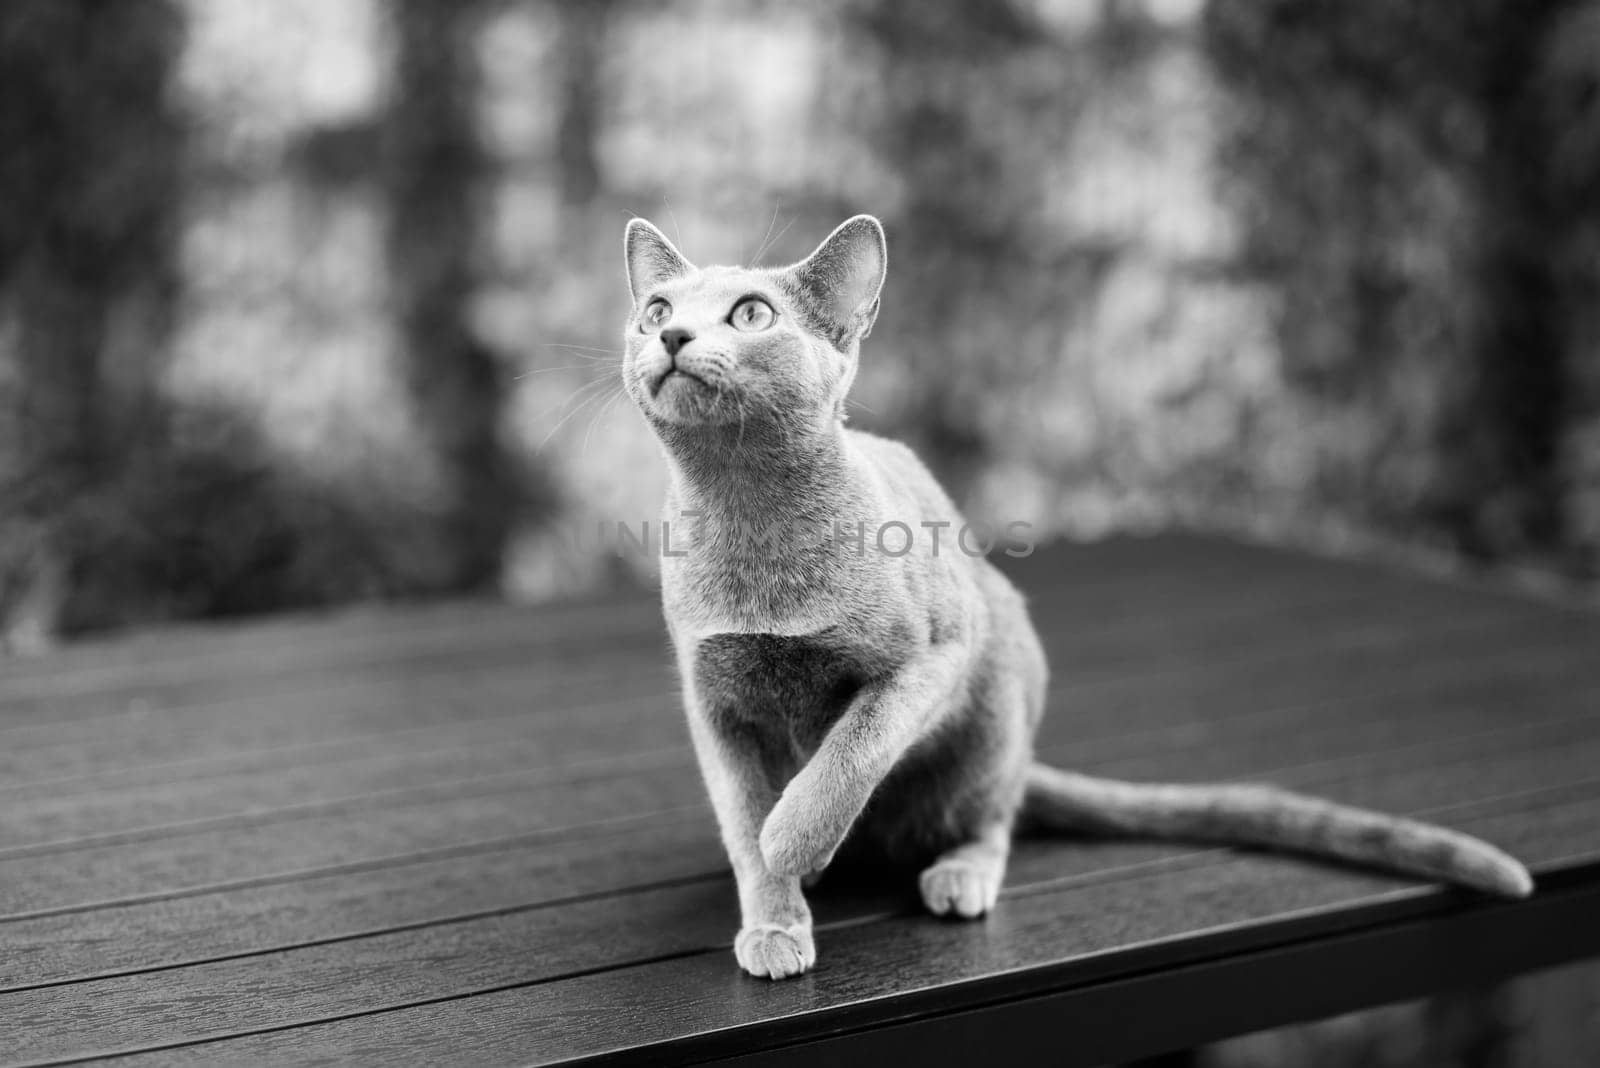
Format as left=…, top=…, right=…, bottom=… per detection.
left=735, top=923, right=816, bottom=980
left=758, top=797, right=838, bottom=877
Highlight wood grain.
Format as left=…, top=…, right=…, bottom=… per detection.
left=0, top=557, right=1564, bottom=786
left=4, top=612, right=1591, bottom=924
left=0, top=529, right=1527, bottom=726
left=2, top=676, right=1590, bottom=992
left=0, top=533, right=1358, bottom=689
left=0, top=534, right=1596, bottom=1067
left=0, top=605, right=1575, bottom=851
left=5, top=670, right=1598, bottom=1035
left=62, top=796, right=1600, bottom=1067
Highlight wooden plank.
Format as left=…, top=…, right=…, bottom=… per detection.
left=5, top=680, right=1596, bottom=997
left=0, top=754, right=693, bottom=918
left=0, top=602, right=1574, bottom=806
left=0, top=533, right=1345, bottom=688
left=3, top=607, right=1587, bottom=856
left=40, top=793, right=1600, bottom=1068
left=0, top=626, right=668, bottom=736
left=6, top=759, right=1593, bottom=1029
left=0, top=690, right=670, bottom=794
left=0, top=537, right=1595, bottom=1064
left=0, top=531, right=1535, bottom=725
left=2, top=605, right=1593, bottom=931
left=0, top=585, right=1548, bottom=850
left=0, top=598, right=539, bottom=685
left=723, top=868, right=1600, bottom=1068
left=0, top=701, right=689, bottom=848
left=0, top=561, right=1571, bottom=789
left=0, top=726, right=1586, bottom=1065
left=0, top=604, right=1576, bottom=843
left=0, top=661, right=673, bottom=783
left=0, top=535, right=1235, bottom=702
left=4, top=612, right=1593, bottom=923
left=0, top=818, right=730, bottom=993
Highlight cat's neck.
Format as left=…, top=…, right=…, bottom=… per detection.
left=656, top=416, right=854, bottom=530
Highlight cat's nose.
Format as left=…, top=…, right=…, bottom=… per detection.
left=659, top=327, right=694, bottom=358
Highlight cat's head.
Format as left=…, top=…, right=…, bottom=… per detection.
left=620, top=215, right=886, bottom=435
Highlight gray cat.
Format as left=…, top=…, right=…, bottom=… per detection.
left=619, top=214, right=1532, bottom=980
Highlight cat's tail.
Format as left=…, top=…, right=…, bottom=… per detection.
left=1022, top=763, right=1533, bottom=898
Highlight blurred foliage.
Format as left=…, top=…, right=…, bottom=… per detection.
left=0, top=0, right=185, bottom=648
left=61, top=405, right=447, bottom=630
left=0, top=0, right=1596, bottom=646
left=0, top=0, right=560, bottom=645
left=1205, top=0, right=1597, bottom=568
left=384, top=0, right=524, bottom=591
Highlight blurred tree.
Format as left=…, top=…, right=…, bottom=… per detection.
left=1535, top=1, right=1600, bottom=578
left=0, top=0, right=184, bottom=648
left=385, top=0, right=520, bottom=591
left=1203, top=0, right=1590, bottom=567
left=551, top=0, right=617, bottom=211
left=851, top=0, right=1045, bottom=499
left=2, top=0, right=1590, bottom=642
left=0, top=0, right=570, bottom=643
left=1470, top=0, right=1573, bottom=559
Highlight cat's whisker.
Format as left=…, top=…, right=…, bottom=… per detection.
left=540, top=342, right=622, bottom=359
left=540, top=368, right=618, bottom=405
left=750, top=216, right=795, bottom=268
left=546, top=342, right=619, bottom=354
left=580, top=383, right=627, bottom=459
left=748, top=202, right=783, bottom=267
left=662, top=194, right=685, bottom=249
left=525, top=373, right=619, bottom=428
left=535, top=378, right=617, bottom=453
left=514, top=363, right=618, bottom=380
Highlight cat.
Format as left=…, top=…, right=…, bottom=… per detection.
left=619, top=214, right=1533, bottom=980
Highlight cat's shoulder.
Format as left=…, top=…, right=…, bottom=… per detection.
left=844, top=427, right=937, bottom=485
left=843, top=428, right=957, bottom=514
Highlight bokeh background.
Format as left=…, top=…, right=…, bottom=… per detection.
left=2, top=0, right=1598, bottom=1060
left=4, top=0, right=1599, bottom=648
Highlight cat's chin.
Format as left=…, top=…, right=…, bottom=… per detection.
left=646, top=373, right=729, bottom=426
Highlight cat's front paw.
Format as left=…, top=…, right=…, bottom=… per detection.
left=919, top=857, right=1001, bottom=919
left=735, top=923, right=816, bottom=980
left=758, top=801, right=837, bottom=877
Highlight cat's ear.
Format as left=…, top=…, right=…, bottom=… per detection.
left=787, top=215, right=887, bottom=343
left=624, top=218, right=693, bottom=303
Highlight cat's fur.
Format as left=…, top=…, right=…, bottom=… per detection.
left=620, top=214, right=1533, bottom=980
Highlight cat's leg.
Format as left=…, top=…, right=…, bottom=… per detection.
left=679, top=667, right=815, bottom=979
left=920, top=617, right=1037, bottom=920
left=759, top=641, right=967, bottom=877
left=919, top=822, right=1010, bottom=919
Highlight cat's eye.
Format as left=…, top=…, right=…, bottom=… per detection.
left=729, top=297, right=775, bottom=332
left=640, top=298, right=672, bottom=332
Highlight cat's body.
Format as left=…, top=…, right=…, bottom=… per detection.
left=620, top=215, right=1532, bottom=980
left=674, top=427, right=1045, bottom=873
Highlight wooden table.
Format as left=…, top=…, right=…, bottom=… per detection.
left=2, top=534, right=1597, bottom=1066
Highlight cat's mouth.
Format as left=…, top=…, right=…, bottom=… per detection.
left=650, top=366, right=711, bottom=396
left=644, top=365, right=735, bottom=426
